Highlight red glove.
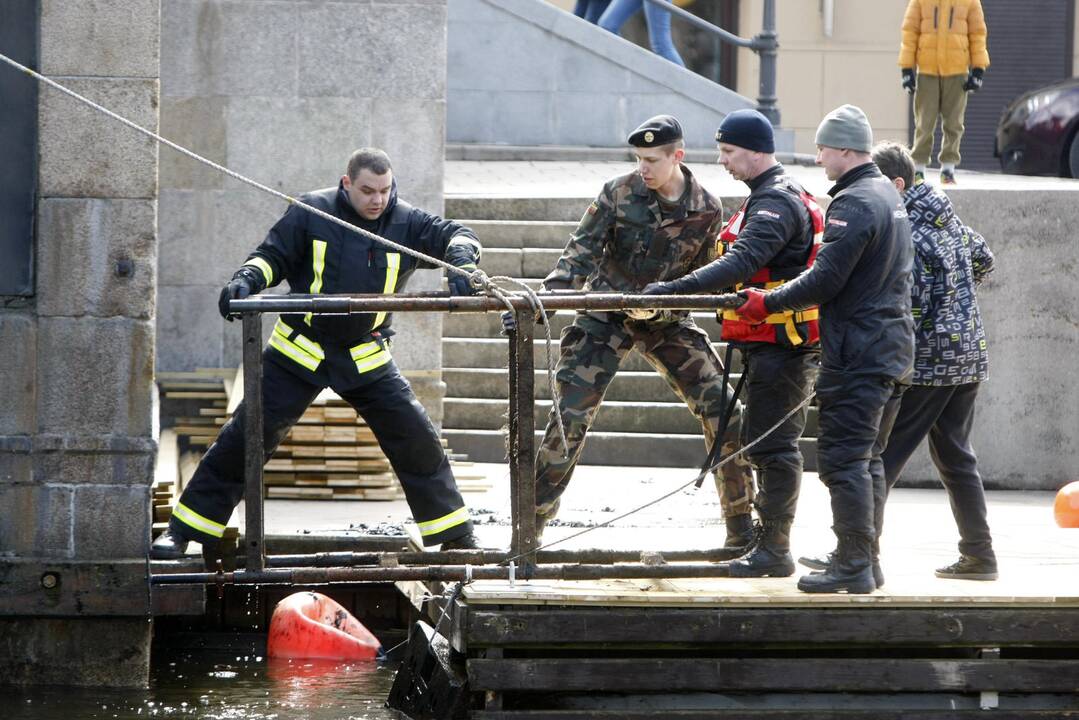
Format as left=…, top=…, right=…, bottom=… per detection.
left=736, top=288, right=770, bottom=323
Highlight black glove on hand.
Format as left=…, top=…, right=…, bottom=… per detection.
left=963, top=67, right=984, bottom=93
left=901, top=68, right=916, bottom=94
left=641, top=282, right=674, bottom=295
left=217, top=266, right=264, bottom=321
left=448, top=268, right=478, bottom=297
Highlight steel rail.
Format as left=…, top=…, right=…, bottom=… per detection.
left=229, top=292, right=744, bottom=315
left=264, top=547, right=745, bottom=568
left=151, top=561, right=755, bottom=586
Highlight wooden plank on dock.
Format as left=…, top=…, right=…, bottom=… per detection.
left=473, top=711, right=1079, bottom=720
left=467, top=657, right=1079, bottom=693
left=465, top=607, right=1079, bottom=647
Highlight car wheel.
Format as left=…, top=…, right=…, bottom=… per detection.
left=1070, top=132, right=1079, bottom=179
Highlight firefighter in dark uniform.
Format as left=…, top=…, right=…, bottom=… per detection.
left=735, top=105, right=914, bottom=594
left=643, top=109, right=823, bottom=578
left=151, top=148, right=483, bottom=558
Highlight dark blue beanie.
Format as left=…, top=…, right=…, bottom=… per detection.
left=715, top=109, right=775, bottom=153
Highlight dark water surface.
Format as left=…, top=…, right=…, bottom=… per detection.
left=3, top=652, right=400, bottom=719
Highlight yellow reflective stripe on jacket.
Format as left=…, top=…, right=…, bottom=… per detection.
left=350, top=339, right=392, bottom=374
left=305, top=239, right=328, bottom=326
left=243, top=257, right=274, bottom=287
left=721, top=307, right=819, bottom=325
left=172, top=501, right=226, bottom=539
left=417, top=506, right=470, bottom=538
left=372, top=253, right=401, bottom=330
left=269, top=319, right=324, bottom=371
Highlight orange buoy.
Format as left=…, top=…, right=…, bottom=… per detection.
left=1055, top=481, right=1079, bottom=529
left=267, top=591, right=381, bottom=660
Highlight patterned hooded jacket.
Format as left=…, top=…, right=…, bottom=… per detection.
left=904, top=181, right=994, bottom=385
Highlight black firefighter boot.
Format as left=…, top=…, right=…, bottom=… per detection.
left=716, top=513, right=755, bottom=560
left=718, top=516, right=796, bottom=577
left=796, top=532, right=876, bottom=594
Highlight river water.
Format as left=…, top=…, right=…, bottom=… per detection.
left=4, top=651, right=400, bottom=720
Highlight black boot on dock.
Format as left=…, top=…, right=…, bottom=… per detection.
left=719, top=517, right=796, bottom=577
left=716, top=512, right=755, bottom=560
left=150, top=528, right=190, bottom=560
left=797, top=532, right=876, bottom=594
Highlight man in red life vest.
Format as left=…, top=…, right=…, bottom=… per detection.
left=643, top=109, right=823, bottom=577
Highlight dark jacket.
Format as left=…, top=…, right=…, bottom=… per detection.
left=765, top=163, right=914, bottom=379
left=904, top=181, right=993, bottom=385
left=246, top=180, right=479, bottom=346
left=673, top=163, right=817, bottom=293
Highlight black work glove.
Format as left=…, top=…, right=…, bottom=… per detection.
left=901, top=68, right=916, bottom=94
left=500, top=308, right=556, bottom=336
left=447, top=266, right=479, bottom=296
left=641, top=282, right=675, bottom=295
left=963, top=67, right=984, bottom=93
left=217, top=266, right=264, bottom=321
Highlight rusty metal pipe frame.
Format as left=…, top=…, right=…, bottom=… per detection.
left=229, top=291, right=744, bottom=315
left=215, top=292, right=745, bottom=590
left=264, top=547, right=747, bottom=568
left=151, top=562, right=746, bottom=586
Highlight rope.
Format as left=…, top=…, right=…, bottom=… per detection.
left=501, top=390, right=816, bottom=566
left=0, top=50, right=572, bottom=454
left=3, top=50, right=816, bottom=563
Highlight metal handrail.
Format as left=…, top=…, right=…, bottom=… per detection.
left=641, top=0, right=780, bottom=125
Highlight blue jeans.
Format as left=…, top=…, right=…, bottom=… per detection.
left=598, top=0, right=685, bottom=67
left=573, top=0, right=612, bottom=24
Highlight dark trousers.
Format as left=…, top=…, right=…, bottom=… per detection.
left=881, top=382, right=994, bottom=560
left=170, top=351, right=472, bottom=547
left=815, top=371, right=905, bottom=541
left=740, top=344, right=820, bottom=521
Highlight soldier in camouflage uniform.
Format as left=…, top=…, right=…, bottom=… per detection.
left=526, top=115, right=755, bottom=551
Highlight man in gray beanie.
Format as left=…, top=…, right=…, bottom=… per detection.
left=641, top=108, right=823, bottom=578
left=733, top=104, right=915, bottom=594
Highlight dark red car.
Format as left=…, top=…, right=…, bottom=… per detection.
left=995, top=77, right=1079, bottom=177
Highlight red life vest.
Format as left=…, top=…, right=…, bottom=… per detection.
left=718, top=186, right=825, bottom=347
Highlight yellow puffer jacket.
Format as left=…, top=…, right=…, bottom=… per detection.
left=898, top=0, right=990, bottom=76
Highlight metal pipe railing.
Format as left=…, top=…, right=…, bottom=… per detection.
left=152, top=291, right=743, bottom=585
left=641, top=0, right=781, bottom=125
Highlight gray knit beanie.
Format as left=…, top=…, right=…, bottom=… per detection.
left=815, top=104, right=873, bottom=153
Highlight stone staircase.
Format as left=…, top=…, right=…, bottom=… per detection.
left=443, top=199, right=817, bottom=470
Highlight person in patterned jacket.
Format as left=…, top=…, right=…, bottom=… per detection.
left=509, top=115, right=755, bottom=553
left=873, top=140, right=998, bottom=581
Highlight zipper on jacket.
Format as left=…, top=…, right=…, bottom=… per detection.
left=933, top=6, right=938, bottom=28
left=948, top=6, right=954, bottom=28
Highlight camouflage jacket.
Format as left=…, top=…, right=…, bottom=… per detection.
left=543, top=166, right=723, bottom=321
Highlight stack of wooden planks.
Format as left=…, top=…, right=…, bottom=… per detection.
left=156, top=368, right=490, bottom=502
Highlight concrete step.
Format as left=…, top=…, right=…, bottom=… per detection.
left=443, top=429, right=818, bottom=470
left=443, top=338, right=742, bottom=374
left=447, top=397, right=699, bottom=434
left=444, top=396, right=818, bottom=436
left=447, top=197, right=589, bottom=222
left=444, top=310, right=726, bottom=342
left=480, top=248, right=564, bottom=278
left=458, top=219, right=576, bottom=249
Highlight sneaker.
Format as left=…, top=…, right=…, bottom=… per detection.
left=940, top=168, right=957, bottom=185
left=914, top=170, right=926, bottom=185
left=935, top=555, right=998, bottom=581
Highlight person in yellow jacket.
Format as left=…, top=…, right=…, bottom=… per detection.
left=898, top=0, right=989, bottom=185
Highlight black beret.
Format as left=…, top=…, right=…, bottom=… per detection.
left=628, top=115, right=683, bottom=147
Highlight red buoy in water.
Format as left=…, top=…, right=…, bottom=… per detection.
left=1055, top=481, right=1079, bottom=529
left=267, top=591, right=381, bottom=660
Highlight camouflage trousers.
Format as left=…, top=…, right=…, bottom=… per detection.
left=535, top=313, right=755, bottom=519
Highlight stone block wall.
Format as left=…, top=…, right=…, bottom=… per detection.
left=0, top=0, right=160, bottom=687
left=158, top=0, right=451, bottom=420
